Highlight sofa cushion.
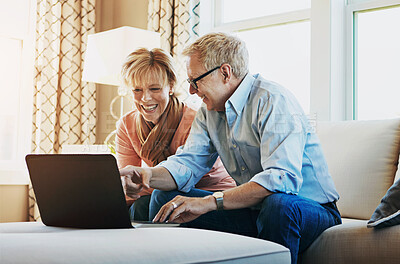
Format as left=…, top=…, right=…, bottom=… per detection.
left=0, top=222, right=291, bottom=264
left=368, top=178, right=400, bottom=228
left=395, top=155, right=400, bottom=182
left=301, top=218, right=400, bottom=264
left=316, top=119, right=400, bottom=219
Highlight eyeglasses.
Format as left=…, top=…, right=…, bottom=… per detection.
left=187, top=65, right=221, bottom=90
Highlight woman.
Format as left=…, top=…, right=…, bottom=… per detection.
left=116, top=48, right=236, bottom=221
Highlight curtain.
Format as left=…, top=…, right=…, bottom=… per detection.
left=147, top=0, right=200, bottom=101
left=29, top=0, right=96, bottom=221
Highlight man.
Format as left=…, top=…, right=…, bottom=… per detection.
left=120, top=32, right=341, bottom=264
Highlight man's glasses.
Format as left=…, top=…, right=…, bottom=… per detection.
left=187, top=65, right=221, bottom=90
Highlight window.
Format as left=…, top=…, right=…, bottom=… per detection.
left=237, top=22, right=310, bottom=113
left=203, top=0, right=311, bottom=113
left=200, top=0, right=400, bottom=121
left=0, top=0, right=36, bottom=183
left=220, top=0, right=310, bottom=23
left=353, top=5, right=400, bottom=120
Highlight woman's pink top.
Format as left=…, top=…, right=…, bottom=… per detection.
left=116, top=105, right=236, bottom=204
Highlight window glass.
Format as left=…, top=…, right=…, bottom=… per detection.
left=222, top=0, right=310, bottom=23
left=237, top=21, right=311, bottom=113
left=0, top=37, right=21, bottom=160
left=355, top=6, right=400, bottom=120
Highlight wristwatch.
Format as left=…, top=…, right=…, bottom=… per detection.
left=212, top=191, right=224, bottom=211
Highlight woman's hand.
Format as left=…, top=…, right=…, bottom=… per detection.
left=119, top=166, right=152, bottom=199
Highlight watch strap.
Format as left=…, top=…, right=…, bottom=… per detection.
left=213, top=192, right=224, bottom=211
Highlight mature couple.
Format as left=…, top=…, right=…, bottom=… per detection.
left=116, top=32, right=341, bottom=264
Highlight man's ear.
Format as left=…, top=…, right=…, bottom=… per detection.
left=220, top=64, right=232, bottom=82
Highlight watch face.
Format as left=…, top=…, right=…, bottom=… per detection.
left=213, top=192, right=223, bottom=199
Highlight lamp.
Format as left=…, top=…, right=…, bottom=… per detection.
left=82, top=26, right=160, bottom=144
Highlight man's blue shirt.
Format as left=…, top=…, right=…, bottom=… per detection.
left=158, top=74, right=339, bottom=204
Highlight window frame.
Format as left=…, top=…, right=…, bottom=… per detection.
left=200, top=1, right=311, bottom=50
left=0, top=1, right=37, bottom=184
left=345, top=0, right=400, bottom=120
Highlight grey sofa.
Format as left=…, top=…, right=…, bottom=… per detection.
left=1, top=119, right=400, bottom=264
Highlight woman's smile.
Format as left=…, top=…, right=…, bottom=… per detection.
left=141, top=104, right=158, bottom=113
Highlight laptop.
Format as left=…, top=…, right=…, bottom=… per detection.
left=26, top=154, right=178, bottom=229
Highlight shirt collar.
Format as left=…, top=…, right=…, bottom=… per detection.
left=225, top=73, right=256, bottom=115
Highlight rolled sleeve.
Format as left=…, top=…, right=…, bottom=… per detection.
left=250, top=169, right=302, bottom=194
left=156, top=145, right=219, bottom=192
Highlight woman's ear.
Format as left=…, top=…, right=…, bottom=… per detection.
left=168, top=82, right=174, bottom=95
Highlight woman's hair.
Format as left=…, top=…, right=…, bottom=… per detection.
left=121, top=48, right=177, bottom=91
left=182, top=32, right=249, bottom=79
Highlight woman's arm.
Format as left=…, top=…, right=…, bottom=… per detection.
left=115, top=117, right=142, bottom=168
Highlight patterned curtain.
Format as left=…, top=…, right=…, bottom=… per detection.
left=29, top=0, right=96, bottom=221
left=147, top=0, right=200, bottom=102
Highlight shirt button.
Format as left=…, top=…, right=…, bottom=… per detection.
left=241, top=166, right=246, bottom=171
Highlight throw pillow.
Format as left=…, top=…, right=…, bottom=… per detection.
left=368, top=178, right=400, bottom=228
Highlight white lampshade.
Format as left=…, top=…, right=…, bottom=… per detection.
left=82, top=26, right=160, bottom=86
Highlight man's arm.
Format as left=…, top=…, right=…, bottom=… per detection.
left=119, top=166, right=178, bottom=197
left=149, top=167, right=178, bottom=190
left=153, top=182, right=272, bottom=223
left=119, top=108, right=218, bottom=197
left=219, top=182, right=272, bottom=209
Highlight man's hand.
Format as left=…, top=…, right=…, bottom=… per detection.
left=119, top=166, right=152, bottom=199
left=152, top=182, right=272, bottom=223
left=153, top=195, right=216, bottom=223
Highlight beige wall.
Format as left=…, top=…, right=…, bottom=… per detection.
left=0, top=185, right=28, bottom=222
left=95, top=0, right=149, bottom=143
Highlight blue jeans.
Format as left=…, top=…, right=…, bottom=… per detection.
left=128, top=195, right=151, bottom=221
left=149, top=189, right=341, bottom=264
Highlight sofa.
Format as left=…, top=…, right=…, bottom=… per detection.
left=301, top=118, right=400, bottom=263
left=1, top=118, right=399, bottom=264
